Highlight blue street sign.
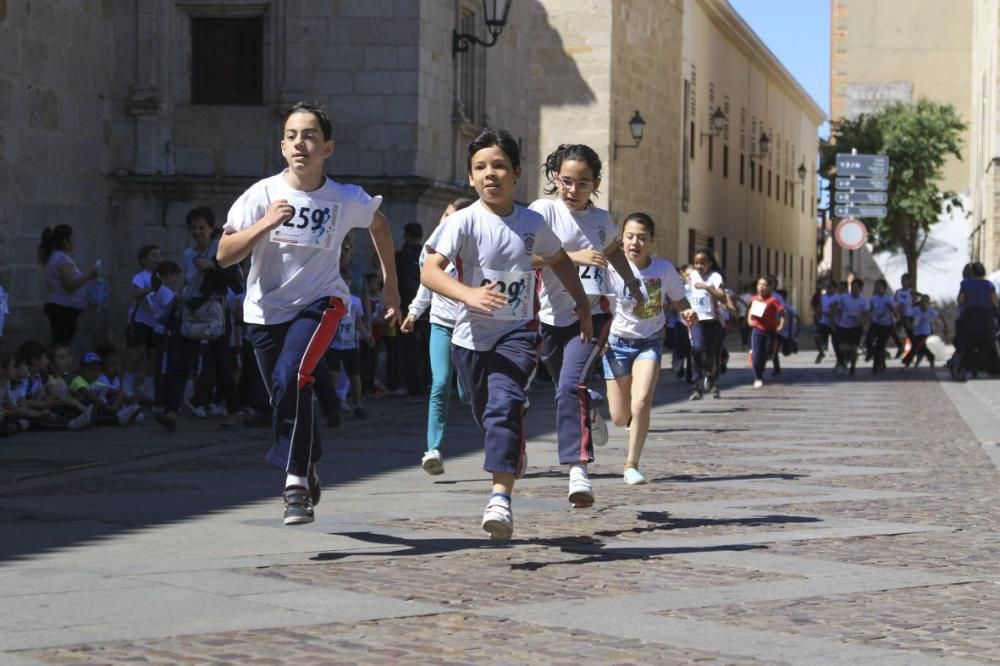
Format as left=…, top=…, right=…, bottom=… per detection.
left=834, top=177, right=888, bottom=191
left=834, top=205, right=888, bottom=218
left=834, top=191, right=888, bottom=205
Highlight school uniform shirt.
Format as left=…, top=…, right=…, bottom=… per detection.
left=608, top=257, right=686, bottom=340
left=223, top=172, right=383, bottom=325
left=0, top=285, right=8, bottom=337
left=687, top=270, right=724, bottom=321
left=782, top=304, right=799, bottom=338
left=427, top=200, right=561, bottom=352
left=8, top=378, right=28, bottom=405
left=836, top=293, right=869, bottom=329
left=895, top=288, right=914, bottom=314
left=869, top=293, right=895, bottom=326
left=909, top=306, right=938, bottom=336
left=330, top=295, right=363, bottom=351
left=748, top=294, right=785, bottom=332
left=128, top=270, right=159, bottom=328
left=26, top=373, right=46, bottom=400
left=149, top=285, right=177, bottom=335
left=529, top=198, right=617, bottom=326
left=410, top=221, right=461, bottom=327
left=819, top=292, right=839, bottom=327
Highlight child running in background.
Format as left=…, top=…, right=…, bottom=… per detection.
left=831, top=279, right=869, bottom=376
left=747, top=276, right=786, bottom=388
left=401, top=197, right=475, bottom=476
left=687, top=249, right=727, bottom=399
left=529, top=143, right=644, bottom=508
left=903, top=294, right=947, bottom=369
left=326, top=259, right=371, bottom=421
left=604, top=213, right=691, bottom=484
left=867, top=278, right=896, bottom=373
left=775, top=288, right=799, bottom=359
left=421, top=127, right=589, bottom=540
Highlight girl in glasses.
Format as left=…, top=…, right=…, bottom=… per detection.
left=528, top=144, right=644, bottom=507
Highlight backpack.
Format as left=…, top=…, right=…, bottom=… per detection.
left=179, top=299, right=225, bottom=340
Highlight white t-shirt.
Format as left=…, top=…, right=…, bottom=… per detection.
left=869, top=293, right=895, bottom=326
left=426, top=200, right=560, bottom=352
left=687, top=270, right=724, bottom=321
left=836, top=293, right=869, bottom=329
left=128, top=270, right=159, bottom=328
left=608, top=257, right=686, bottom=340
left=529, top=198, right=617, bottom=326
left=331, top=295, right=363, bottom=350
left=149, top=285, right=176, bottom=335
left=410, top=221, right=461, bottom=327
left=909, top=306, right=937, bottom=336
left=224, top=172, right=382, bottom=325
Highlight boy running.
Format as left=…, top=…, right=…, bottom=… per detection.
left=217, top=102, right=400, bottom=525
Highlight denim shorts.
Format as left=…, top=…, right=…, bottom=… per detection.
left=603, top=333, right=663, bottom=379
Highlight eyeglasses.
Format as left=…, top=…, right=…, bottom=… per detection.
left=556, top=176, right=594, bottom=192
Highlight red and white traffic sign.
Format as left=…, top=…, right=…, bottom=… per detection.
left=835, top=218, right=868, bottom=250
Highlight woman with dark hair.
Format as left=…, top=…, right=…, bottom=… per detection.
left=38, top=225, right=97, bottom=346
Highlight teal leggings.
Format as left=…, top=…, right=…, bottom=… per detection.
left=427, top=322, right=468, bottom=451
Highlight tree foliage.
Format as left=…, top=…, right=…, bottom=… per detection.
left=820, top=99, right=966, bottom=287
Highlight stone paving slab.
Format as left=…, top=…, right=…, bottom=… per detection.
left=3, top=353, right=1000, bottom=664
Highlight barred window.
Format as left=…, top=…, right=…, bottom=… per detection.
left=191, top=17, right=263, bottom=105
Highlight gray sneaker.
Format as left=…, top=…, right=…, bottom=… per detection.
left=283, top=486, right=314, bottom=525
left=421, top=449, right=445, bottom=475
left=589, top=407, right=608, bottom=447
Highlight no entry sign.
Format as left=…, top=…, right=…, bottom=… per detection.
left=835, top=218, right=868, bottom=250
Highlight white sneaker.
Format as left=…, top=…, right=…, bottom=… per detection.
left=568, top=476, right=594, bottom=507
left=482, top=498, right=513, bottom=540
left=68, top=409, right=89, bottom=430
left=206, top=404, right=227, bottom=417
left=753, top=379, right=763, bottom=389
left=421, top=449, right=445, bottom=476
left=190, top=405, right=209, bottom=418
left=117, top=404, right=141, bottom=426
left=589, top=407, right=609, bottom=447
left=623, top=467, right=647, bottom=485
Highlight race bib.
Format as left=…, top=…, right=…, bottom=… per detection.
left=335, top=316, right=356, bottom=346
left=578, top=264, right=609, bottom=296
left=469, top=267, right=534, bottom=321
left=269, top=195, right=342, bottom=251
left=749, top=300, right=767, bottom=319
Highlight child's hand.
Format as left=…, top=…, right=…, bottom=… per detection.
left=464, top=282, right=508, bottom=314
left=400, top=314, right=416, bottom=333
left=262, top=199, right=295, bottom=230
left=569, top=249, right=608, bottom=268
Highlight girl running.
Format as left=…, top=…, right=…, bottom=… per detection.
left=421, top=128, right=590, bottom=540
left=401, top=197, right=476, bottom=475
left=867, top=278, right=895, bottom=373
left=687, top=248, right=727, bottom=399
left=747, top=276, right=786, bottom=388
left=529, top=144, right=643, bottom=508
left=831, top=278, right=869, bottom=376
left=604, top=213, right=691, bottom=485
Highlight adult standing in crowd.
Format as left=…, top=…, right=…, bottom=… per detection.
left=38, top=225, right=98, bottom=346
left=397, top=222, right=430, bottom=399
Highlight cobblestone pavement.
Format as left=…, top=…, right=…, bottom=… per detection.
left=2, top=351, right=999, bottom=665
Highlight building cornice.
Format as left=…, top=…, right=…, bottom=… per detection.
left=697, top=0, right=828, bottom=125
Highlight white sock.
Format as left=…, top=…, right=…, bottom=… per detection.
left=285, top=474, right=308, bottom=489
left=569, top=463, right=589, bottom=481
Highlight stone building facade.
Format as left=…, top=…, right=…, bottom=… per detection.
left=0, top=0, right=820, bottom=349
left=970, top=0, right=1000, bottom=272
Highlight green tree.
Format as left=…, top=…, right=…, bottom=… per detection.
left=821, top=99, right=965, bottom=289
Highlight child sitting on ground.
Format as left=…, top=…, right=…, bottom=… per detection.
left=70, top=352, right=142, bottom=426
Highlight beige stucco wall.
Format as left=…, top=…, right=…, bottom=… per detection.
left=682, top=0, right=823, bottom=315
left=608, top=0, right=684, bottom=261
left=831, top=0, right=973, bottom=194
left=969, top=0, right=1000, bottom=271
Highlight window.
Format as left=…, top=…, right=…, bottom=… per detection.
left=766, top=248, right=771, bottom=274
left=776, top=175, right=780, bottom=202
left=191, top=17, right=264, bottom=105
left=750, top=159, right=755, bottom=189
left=708, top=136, right=713, bottom=171
left=722, top=238, right=728, bottom=272
left=738, top=241, right=744, bottom=273
left=768, top=170, right=772, bottom=197
left=457, top=6, right=485, bottom=123
left=758, top=164, right=763, bottom=193
left=690, top=122, right=696, bottom=159
left=756, top=246, right=761, bottom=273
left=723, top=145, right=729, bottom=178
left=739, top=154, right=745, bottom=185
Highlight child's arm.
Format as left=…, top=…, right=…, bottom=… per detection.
left=217, top=200, right=294, bottom=267
left=545, top=250, right=593, bottom=341
left=421, top=253, right=506, bottom=313
left=604, top=245, right=645, bottom=310
left=368, top=212, right=400, bottom=326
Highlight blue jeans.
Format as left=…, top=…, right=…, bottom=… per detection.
left=603, top=333, right=663, bottom=379
left=750, top=328, right=777, bottom=380
left=426, top=323, right=468, bottom=452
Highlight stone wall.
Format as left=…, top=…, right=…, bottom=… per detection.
left=0, top=0, right=118, bottom=348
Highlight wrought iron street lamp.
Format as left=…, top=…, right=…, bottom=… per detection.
left=699, top=106, right=727, bottom=145
left=797, top=162, right=808, bottom=184
left=614, top=110, right=647, bottom=160
left=751, top=131, right=770, bottom=160
left=453, top=0, right=513, bottom=55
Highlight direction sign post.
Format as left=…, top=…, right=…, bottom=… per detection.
left=835, top=177, right=888, bottom=191
left=833, top=205, right=888, bottom=218
left=835, top=154, right=889, bottom=178
left=834, top=191, right=888, bottom=205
